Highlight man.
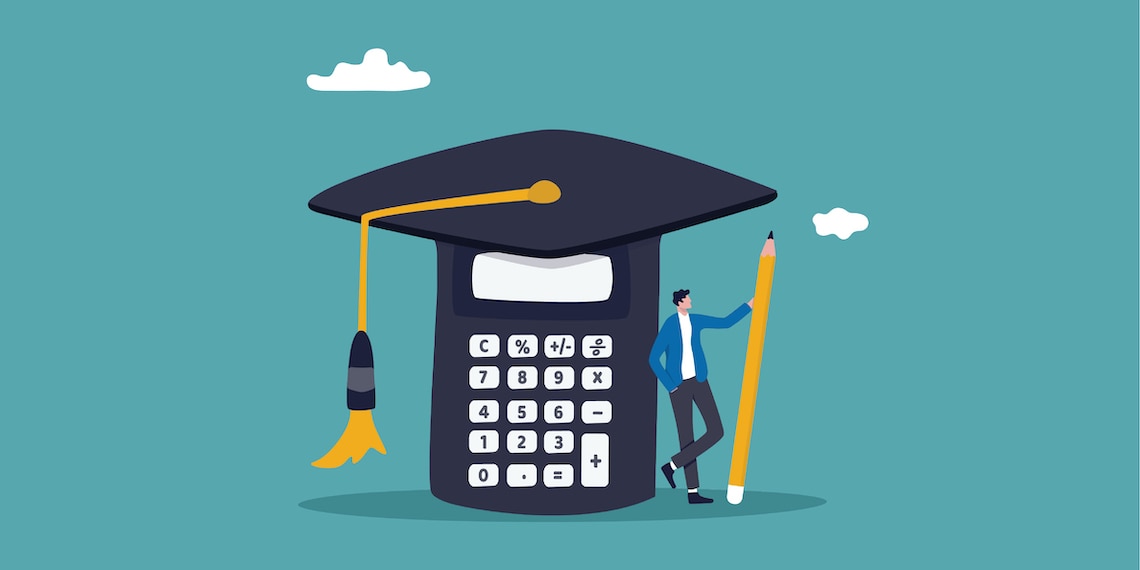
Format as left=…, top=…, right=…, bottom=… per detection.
left=648, top=289, right=753, bottom=503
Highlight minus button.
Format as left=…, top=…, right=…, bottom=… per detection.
left=581, top=401, right=612, bottom=424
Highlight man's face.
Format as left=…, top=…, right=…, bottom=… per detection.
left=678, top=295, right=692, bottom=310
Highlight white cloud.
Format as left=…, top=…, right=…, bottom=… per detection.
left=812, top=207, right=869, bottom=240
left=307, top=48, right=431, bottom=92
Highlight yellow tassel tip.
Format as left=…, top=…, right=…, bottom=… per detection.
left=311, top=409, right=387, bottom=468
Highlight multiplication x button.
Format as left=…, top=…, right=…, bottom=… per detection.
left=582, top=366, right=612, bottom=390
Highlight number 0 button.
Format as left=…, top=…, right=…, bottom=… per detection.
left=468, top=463, right=499, bottom=487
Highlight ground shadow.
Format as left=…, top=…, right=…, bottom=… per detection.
left=299, top=489, right=825, bottom=521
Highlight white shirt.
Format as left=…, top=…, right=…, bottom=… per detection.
left=678, top=312, right=696, bottom=380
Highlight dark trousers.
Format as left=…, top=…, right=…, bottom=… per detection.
left=668, top=377, right=724, bottom=489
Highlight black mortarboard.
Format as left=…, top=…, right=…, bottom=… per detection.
left=308, top=129, right=776, bottom=257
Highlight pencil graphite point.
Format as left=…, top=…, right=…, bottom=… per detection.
left=767, top=231, right=774, bottom=239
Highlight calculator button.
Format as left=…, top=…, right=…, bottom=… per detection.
left=543, top=366, right=575, bottom=390
left=580, top=433, right=609, bottom=488
left=543, top=430, right=574, bottom=454
left=469, top=334, right=500, bottom=358
left=507, top=430, right=538, bottom=453
left=506, top=400, right=538, bottom=424
left=543, top=334, right=575, bottom=358
left=506, top=464, right=538, bottom=487
left=543, top=400, right=575, bottom=424
left=468, top=463, right=499, bottom=487
left=468, top=429, right=499, bottom=453
left=506, top=334, right=538, bottom=358
left=507, top=366, right=539, bottom=390
left=543, top=464, right=574, bottom=488
left=469, top=366, right=500, bottom=389
left=469, top=400, right=499, bottom=423
left=582, top=366, right=612, bottom=390
left=581, top=401, right=612, bottom=424
left=582, top=335, right=612, bottom=359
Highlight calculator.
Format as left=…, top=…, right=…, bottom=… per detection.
left=429, top=240, right=661, bottom=514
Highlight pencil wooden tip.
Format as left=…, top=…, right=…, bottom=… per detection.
left=767, top=231, right=774, bottom=240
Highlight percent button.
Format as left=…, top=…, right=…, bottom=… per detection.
left=507, top=334, right=538, bottom=358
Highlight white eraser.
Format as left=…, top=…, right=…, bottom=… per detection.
left=727, top=485, right=744, bottom=505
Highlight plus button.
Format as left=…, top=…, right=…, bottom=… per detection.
left=590, top=454, right=602, bottom=468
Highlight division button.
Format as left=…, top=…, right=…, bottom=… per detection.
left=582, top=335, right=612, bottom=359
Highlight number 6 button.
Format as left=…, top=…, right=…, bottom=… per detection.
left=544, top=400, right=574, bottom=424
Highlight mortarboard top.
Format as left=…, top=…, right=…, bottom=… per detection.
left=309, top=129, right=777, bottom=258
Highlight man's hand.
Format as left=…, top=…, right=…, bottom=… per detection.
left=747, top=297, right=754, bottom=308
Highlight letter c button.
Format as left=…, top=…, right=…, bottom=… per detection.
left=469, top=334, right=500, bottom=358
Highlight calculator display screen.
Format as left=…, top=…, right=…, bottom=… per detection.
left=471, top=252, right=613, bottom=303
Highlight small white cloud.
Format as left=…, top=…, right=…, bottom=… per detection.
left=813, top=207, right=869, bottom=240
left=307, top=48, right=431, bottom=92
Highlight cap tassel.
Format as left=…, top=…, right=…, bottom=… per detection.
left=312, top=181, right=561, bottom=468
left=312, top=331, right=387, bottom=468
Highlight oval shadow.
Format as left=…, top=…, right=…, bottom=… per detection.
left=299, top=489, right=825, bottom=521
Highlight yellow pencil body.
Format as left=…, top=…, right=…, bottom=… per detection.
left=727, top=235, right=775, bottom=504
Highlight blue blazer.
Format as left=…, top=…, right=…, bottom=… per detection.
left=648, top=303, right=751, bottom=392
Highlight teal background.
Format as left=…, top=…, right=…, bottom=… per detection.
left=3, top=1, right=1136, bottom=567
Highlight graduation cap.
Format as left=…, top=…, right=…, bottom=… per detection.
left=307, top=129, right=776, bottom=514
left=310, top=129, right=775, bottom=257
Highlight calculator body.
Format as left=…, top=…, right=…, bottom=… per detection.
left=429, top=237, right=660, bottom=514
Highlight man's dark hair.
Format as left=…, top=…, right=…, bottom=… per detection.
left=672, top=289, right=690, bottom=305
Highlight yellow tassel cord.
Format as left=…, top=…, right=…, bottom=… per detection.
left=312, top=180, right=561, bottom=468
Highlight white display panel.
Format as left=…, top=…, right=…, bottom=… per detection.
left=471, top=252, right=613, bottom=303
